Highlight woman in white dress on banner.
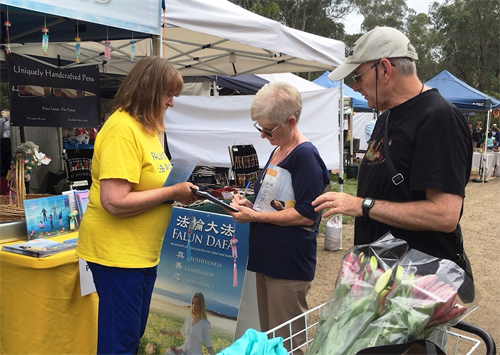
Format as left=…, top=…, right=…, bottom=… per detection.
left=161, top=292, right=215, bottom=355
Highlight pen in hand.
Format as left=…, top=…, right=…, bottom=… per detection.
left=242, top=181, right=251, bottom=199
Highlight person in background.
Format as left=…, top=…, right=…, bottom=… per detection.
left=472, top=121, right=484, bottom=148
left=312, top=27, right=474, bottom=301
left=491, top=124, right=500, bottom=148
left=76, top=56, right=199, bottom=355
left=486, top=132, right=495, bottom=150
left=364, top=117, right=377, bottom=143
left=227, top=82, right=330, bottom=355
left=160, top=292, right=215, bottom=355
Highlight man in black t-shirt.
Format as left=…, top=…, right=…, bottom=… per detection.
left=312, top=27, right=474, bottom=299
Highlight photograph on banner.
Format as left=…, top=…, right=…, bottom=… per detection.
left=6, top=53, right=100, bottom=128
left=139, top=207, right=250, bottom=354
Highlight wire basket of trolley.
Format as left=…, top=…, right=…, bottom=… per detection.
left=266, top=234, right=496, bottom=355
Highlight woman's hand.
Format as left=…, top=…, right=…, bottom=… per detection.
left=169, top=182, right=199, bottom=205
left=226, top=204, right=257, bottom=224
left=232, top=194, right=253, bottom=208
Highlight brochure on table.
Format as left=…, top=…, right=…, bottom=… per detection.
left=23, top=195, right=72, bottom=239
left=1, top=238, right=76, bottom=257
left=141, top=207, right=250, bottom=354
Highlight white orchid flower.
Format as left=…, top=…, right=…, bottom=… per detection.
left=34, top=149, right=51, bottom=165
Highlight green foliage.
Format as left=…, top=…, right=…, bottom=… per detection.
left=353, top=0, right=409, bottom=32
left=231, top=0, right=352, bottom=39
left=430, top=0, right=500, bottom=93
left=232, top=0, right=499, bottom=97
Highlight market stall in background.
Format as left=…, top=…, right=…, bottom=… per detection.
left=0, top=1, right=347, bottom=354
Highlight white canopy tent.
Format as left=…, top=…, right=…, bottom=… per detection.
left=161, top=0, right=344, bottom=76
left=2, top=0, right=347, bottom=184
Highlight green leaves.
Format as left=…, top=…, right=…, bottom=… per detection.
left=306, top=244, right=471, bottom=355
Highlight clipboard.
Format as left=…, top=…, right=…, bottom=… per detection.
left=190, top=187, right=239, bottom=212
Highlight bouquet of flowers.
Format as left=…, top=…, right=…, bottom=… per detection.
left=11, top=141, right=51, bottom=182
left=306, top=234, right=477, bottom=355
left=9, top=141, right=51, bottom=207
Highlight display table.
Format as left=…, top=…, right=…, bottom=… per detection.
left=471, top=151, right=495, bottom=178
left=0, top=232, right=98, bottom=355
left=493, top=152, right=500, bottom=177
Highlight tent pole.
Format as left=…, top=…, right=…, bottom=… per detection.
left=350, top=111, right=354, bottom=164
left=482, top=105, right=492, bottom=182
left=339, top=79, right=344, bottom=192
left=58, top=127, right=64, bottom=172
left=338, top=79, right=345, bottom=249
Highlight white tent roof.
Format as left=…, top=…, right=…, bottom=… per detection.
left=162, top=0, right=345, bottom=76
left=2, top=0, right=346, bottom=78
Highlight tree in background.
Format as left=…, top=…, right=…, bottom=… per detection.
left=230, top=0, right=499, bottom=100
left=231, top=0, right=352, bottom=41
left=430, top=0, right=499, bottom=94
left=353, top=0, right=409, bottom=32
left=405, top=11, right=444, bottom=82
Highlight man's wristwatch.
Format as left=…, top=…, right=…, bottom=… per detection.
left=362, top=197, right=375, bottom=218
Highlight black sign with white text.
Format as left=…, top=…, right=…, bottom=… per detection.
left=7, top=53, right=100, bottom=127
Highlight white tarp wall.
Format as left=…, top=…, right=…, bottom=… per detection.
left=352, top=111, right=376, bottom=151
left=165, top=88, right=340, bottom=170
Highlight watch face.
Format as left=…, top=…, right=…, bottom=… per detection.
left=363, top=198, right=374, bottom=207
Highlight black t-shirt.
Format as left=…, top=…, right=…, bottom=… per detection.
left=471, top=128, right=484, bottom=145
left=356, top=89, right=472, bottom=265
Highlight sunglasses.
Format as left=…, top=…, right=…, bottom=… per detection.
left=253, top=121, right=283, bottom=137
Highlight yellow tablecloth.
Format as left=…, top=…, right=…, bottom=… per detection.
left=0, top=232, right=98, bottom=355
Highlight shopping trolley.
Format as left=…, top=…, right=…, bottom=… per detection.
left=266, top=302, right=497, bottom=355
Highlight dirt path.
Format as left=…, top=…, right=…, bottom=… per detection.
left=309, top=177, right=500, bottom=353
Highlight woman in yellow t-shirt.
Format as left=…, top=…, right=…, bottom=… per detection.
left=76, top=56, right=198, bottom=355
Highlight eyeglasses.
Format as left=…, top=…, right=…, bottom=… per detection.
left=253, top=121, right=282, bottom=137
left=352, top=61, right=380, bottom=84
left=352, top=60, right=396, bottom=84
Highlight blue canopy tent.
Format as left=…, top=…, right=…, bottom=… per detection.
left=425, top=70, right=500, bottom=183
left=215, top=74, right=269, bottom=95
left=424, top=70, right=500, bottom=111
left=313, top=71, right=371, bottom=112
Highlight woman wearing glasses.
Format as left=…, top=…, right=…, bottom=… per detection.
left=228, top=81, right=329, bottom=355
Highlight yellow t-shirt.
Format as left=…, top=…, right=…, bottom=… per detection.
left=76, top=110, right=173, bottom=268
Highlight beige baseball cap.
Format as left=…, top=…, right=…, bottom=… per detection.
left=328, top=26, right=418, bottom=81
